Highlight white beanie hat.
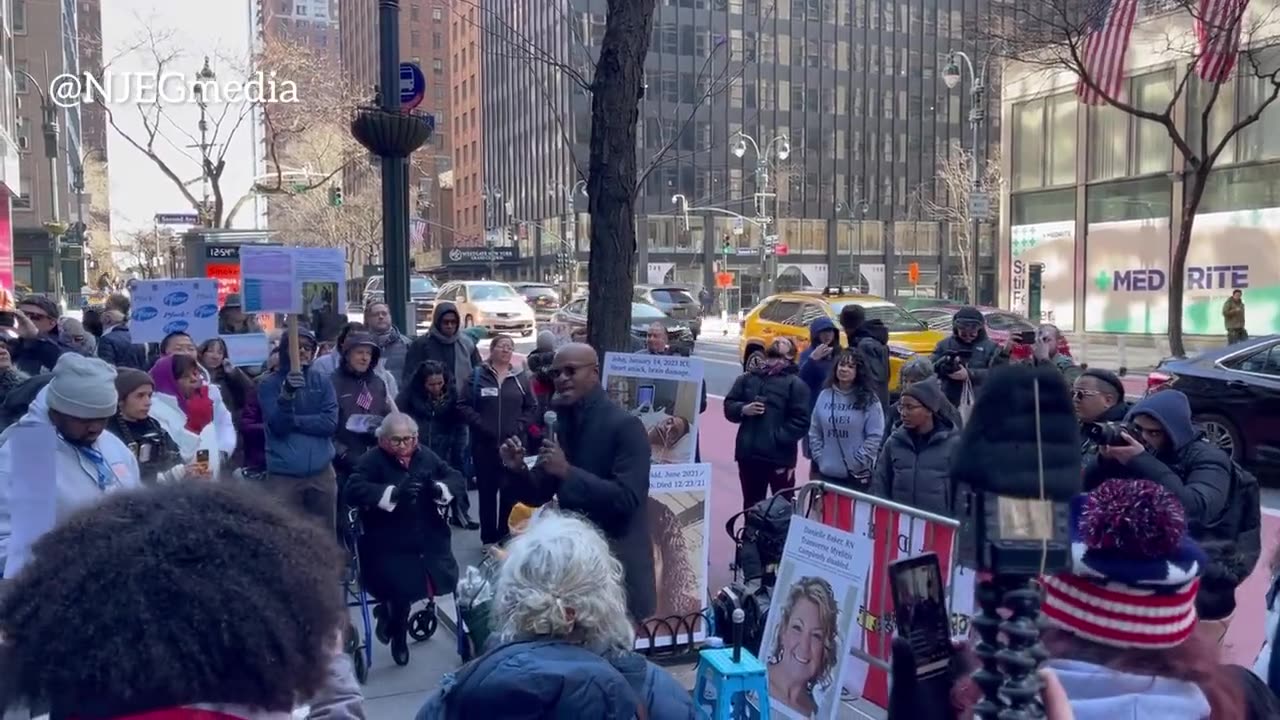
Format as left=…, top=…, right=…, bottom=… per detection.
left=47, top=354, right=119, bottom=419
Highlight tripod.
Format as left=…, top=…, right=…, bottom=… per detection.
left=971, top=576, right=1048, bottom=720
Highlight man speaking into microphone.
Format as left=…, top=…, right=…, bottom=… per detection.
left=499, top=343, right=656, bottom=622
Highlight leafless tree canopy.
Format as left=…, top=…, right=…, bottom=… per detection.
left=918, top=147, right=1002, bottom=298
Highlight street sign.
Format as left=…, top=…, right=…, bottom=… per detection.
left=732, top=217, right=744, bottom=236
left=155, top=212, right=198, bottom=225
left=399, top=62, right=426, bottom=110
left=764, top=234, right=778, bottom=247
left=735, top=247, right=757, bottom=256
left=969, top=191, right=991, bottom=220
left=776, top=243, right=789, bottom=256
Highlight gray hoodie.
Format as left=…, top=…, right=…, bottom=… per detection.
left=807, top=386, right=884, bottom=480
left=1044, top=658, right=1210, bottom=720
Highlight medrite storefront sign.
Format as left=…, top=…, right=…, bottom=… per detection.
left=1084, top=207, right=1280, bottom=334
left=1010, top=221, right=1076, bottom=331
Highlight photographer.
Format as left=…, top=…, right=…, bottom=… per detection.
left=1074, top=369, right=1130, bottom=457
left=1084, top=390, right=1232, bottom=546
left=929, top=307, right=1006, bottom=408
left=1023, top=324, right=1081, bottom=384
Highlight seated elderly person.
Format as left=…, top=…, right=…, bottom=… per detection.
left=417, top=510, right=694, bottom=718
left=343, top=412, right=465, bottom=667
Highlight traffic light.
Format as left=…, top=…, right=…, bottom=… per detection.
left=907, top=261, right=920, bottom=285
left=722, top=234, right=733, bottom=255
left=328, top=185, right=344, bottom=207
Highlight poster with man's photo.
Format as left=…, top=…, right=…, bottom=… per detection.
left=634, top=463, right=712, bottom=650
left=601, top=352, right=705, bottom=465
left=756, top=516, right=873, bottom=720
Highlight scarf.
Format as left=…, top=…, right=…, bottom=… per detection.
left=379, top=438, right=417, bottom=468
left=430, top=326, right=473, bottom=393
left=372, top=325, right=401, bottom=348
left=150, top=355, right=214, bottom=433
left=763, top=357, right=791, bottom=376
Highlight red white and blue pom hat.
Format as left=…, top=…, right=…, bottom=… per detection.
left=1041, top=479, right=1208, bottom=650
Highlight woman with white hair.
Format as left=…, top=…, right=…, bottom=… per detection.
left=417, top=511, right=695, bottom=719
left=343, top=412, right=465, bottom=667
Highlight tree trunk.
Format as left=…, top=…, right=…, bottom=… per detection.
left=585, top=0, right=656, bottom=354
left=1167, top=171, right=1209, bottom=358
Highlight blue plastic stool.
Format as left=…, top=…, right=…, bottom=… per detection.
left=692, top=647, right=771, bottom=720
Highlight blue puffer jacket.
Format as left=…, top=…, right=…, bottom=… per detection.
left=257, top=335, right=339, bottom=477
left=416, top=640, right=696, bottom=720
left=797, top=317, right=841, bottom=413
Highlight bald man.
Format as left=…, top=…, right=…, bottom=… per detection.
left=499, top=343, right=656, bottom=620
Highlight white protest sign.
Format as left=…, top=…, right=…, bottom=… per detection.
left=635, top=463, right=712, bottom=650
left=127, top=278, right=220, bottom=343
left=601, top=352, right=705, bottom=466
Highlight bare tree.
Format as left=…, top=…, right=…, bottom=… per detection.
left=111, top=227, right=172, bottom=279
left=918, top=147, right=1002, bottom=302
left=271, top=182, right=385, bottom=276
left=90, top=27, right=360, bottom=229
left=79, top=153, right=119, bottom=280
left=991, top=0, right=1280, bottom=355
left=460, top=0, right=748, bottom=351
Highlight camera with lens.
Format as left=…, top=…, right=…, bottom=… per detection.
left=1083, top=420, right=1137, bottom=447
left=935, top=350, right=970, bottom=376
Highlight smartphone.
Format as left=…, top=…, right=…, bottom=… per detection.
left=888, top=552, right=953, bottom=678
left=637, top=384, right=656, bottom=408
left=1018, top=329, right=1037, bottom=345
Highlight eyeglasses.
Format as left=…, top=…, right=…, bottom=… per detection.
left=1071, top=389, right=1100, bottom=400
left=549, top=363, right=596, bottom=379
left=387, top=435, right=417, bottom=445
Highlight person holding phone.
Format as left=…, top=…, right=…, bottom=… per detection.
left=10, top=296, right=68, bottom=375
left=724, top=337, right=811, bottom=509
left=106, top=368, right=206, bottom=485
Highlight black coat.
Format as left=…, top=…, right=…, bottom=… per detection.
left=509, top=386, right=656, bottom=621
left=459, top=364, right=537, bottom=449
left=96, top=325, right=148, bottom=370
left=331, top=359, right=394, bottom=473
left=13, top=335, right=65, bottom=376
left=723, top=364, right=811, bottom=468
left=344, top=446, right=466, bottom=602
left=399, top=364, right=467, bottom=469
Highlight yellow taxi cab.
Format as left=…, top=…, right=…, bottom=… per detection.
left=737, top=287, right=948, bottom=393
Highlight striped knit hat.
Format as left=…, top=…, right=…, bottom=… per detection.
left=1041, top=479, right=1207, bottom=650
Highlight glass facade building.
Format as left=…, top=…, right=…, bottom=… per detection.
left=481, top=0, right=1005, bottom=308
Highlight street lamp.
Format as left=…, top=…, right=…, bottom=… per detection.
left=549, top=181, right=587, bottom=296
left=191, top=56, right=216, bottom=224
left=18, top=65, right=66, bottom=300
left=729, top=130, right=791, bottom=297
left=942, top=46, right=1000, bottom=304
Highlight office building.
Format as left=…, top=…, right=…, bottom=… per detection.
left=339, top=0, right=453, bottom=269
left=13, top=0, right=83, bottom=294
left=259, top=0, right=339, bottom=56
left=1000, top=2, right=1280, bottom=336
left=0, top=0, right=18, bottom=292
left=76, top=0, right=110, bottom=287
left=470, top=0, right=1003, bottom=307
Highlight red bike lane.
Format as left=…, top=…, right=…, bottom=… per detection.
left=697, top=397, right=1272, bottom=667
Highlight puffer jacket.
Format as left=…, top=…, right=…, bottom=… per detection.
left=929, top=306, right=1006, bottom=407
left=723, top=363, right=811, bottom=468
left=458, top=363, right=537, bottom=449
left=847, top=319, right=890, bottom=413
left=868, top=424, right=961, bottom=516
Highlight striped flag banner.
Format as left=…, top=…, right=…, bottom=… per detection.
left=1075, top=0, right=1141, bottom=105
left=355, top=383, right=373, bottom=411
left=819, top=490, right=975, bottom=711
left=1195, top=0, right=1251, bottom=82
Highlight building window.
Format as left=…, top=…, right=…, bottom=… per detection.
left=295, top=4, right=305, bottom=14
left=411, top=4, right=420, bottom=20
left=432, top=6, right=443, bottom=21
left=14, top=0, right=27, bottom=32
left=1132, top=71, right=1173, bottom=175
left=432, top=32, right=442, bottom=49
left=1012, top=93, right=1077, bottom=190
left=15, top=61, right=28, bottom=93
left=432, top=58, right=443, bottom=74
left=411, top=30, right=421, bottom=48
left=16, top=118, right=31, bottom=152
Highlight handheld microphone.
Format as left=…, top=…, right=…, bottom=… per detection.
left=731, top=608, right=745, bottom=663
left=543, top=410, right=558, bottom=445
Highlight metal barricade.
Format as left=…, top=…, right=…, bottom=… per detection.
left=794, top=481, right=967, bottom=707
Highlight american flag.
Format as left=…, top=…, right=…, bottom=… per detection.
left=356, top=384, right=373, bottom=411
left=1075, top=0, right=1140, bottom=105
left=410, top=219, right=427, bottom=249
left=1194, top=0, right=1250, bottom=82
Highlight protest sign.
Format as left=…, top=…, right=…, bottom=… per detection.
left=4, top=428, right=62, bottom=578
left=220, top=332, right=272, bottom=368
left=127, top=279, right=219, bottom=343
left=818, top=491, right=975, bottom=711
left=601, top=352, right=705, bottom=465
left=635, top=463, right=712, bottom=651
left=239, top=246, right=345, bottom=315
left=757, top=516, right=874, bottom=720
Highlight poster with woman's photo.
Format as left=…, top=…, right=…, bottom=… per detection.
left=634, top=463, right=712, bottom=651
left=756, top=516, right=873, bottom=720
left=601, top=352, right=704, bottom=465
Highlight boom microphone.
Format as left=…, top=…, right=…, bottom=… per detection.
left=543, top=410, right=558, bottom=445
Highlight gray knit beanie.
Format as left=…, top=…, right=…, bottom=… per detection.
left=47, top=354, right=119, bottom=419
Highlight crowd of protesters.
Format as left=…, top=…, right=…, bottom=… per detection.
left=5, top=286, right=1280, bottom=720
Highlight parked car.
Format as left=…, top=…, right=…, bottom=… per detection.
left=434, top=280, right=536, bottom=337
left=738, top=287, right=946, bottom=393
left=512, top=282, right=562, bottom=322
left=362, top=274, right=438, bottom=330
left=908, top=305, right=1072, bottom=361
left=1144, top=335, right=1280, bottom=470
left=634, top=284, right=702, bottom=339
left=552, top=299, right=694, bottom=355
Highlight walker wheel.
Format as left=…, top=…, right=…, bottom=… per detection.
left=351, top=647, right=369, bottom=684
left=409, top=609, right=437, bottom=641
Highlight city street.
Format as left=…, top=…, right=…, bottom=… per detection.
left=343, top=331, right=1277, bottom=717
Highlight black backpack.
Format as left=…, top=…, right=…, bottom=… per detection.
left=1230, top=460, right=1262, bottom=574
left=728, top=493, right=794, bottom=584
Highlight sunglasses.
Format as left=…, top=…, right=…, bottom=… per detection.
left=1071, top=389, right=1100, bottom=400
left=549, top=363, right=596, bottom=379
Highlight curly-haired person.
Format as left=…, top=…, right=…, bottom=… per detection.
left=767, top=576, right=842, bottom=719
left=0, top=482, right=359, bottom=720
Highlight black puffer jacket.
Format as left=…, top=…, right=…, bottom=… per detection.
left=723, top=363, right=811, bottom=468
left=847, top=319, right=890, bottom=412
left=929, top=306, right=1007, bottom=407
left=868, top=381, right=961, bottom=516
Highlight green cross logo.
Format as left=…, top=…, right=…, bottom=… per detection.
left=1094, top=270, right=1111, bottom=292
